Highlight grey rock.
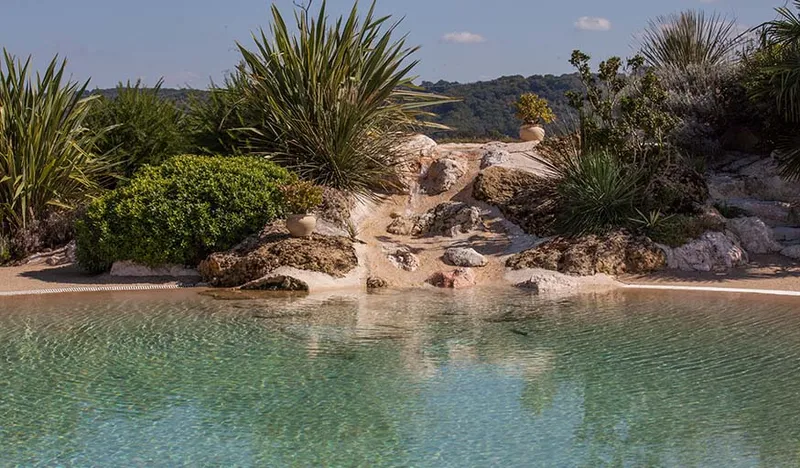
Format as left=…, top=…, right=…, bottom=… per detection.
left=398, top=134, right=437, bottom=158
left=480, top=147, right=510, bottom=169
left=725, top=217, right=782, bottom=254
left=780, top=245, right=800, bottom=260
left=723, top=198, right=796, bottom=227
left=707, top=174, right=747, bottom=201
left=773, top=226, right=800, bottom=244
left=416, top=202, right=483, bottom=237
left=444, top=247, right=488, bottom=267
left=423, top=158, right=466, bottom=194
left=386, top=247, right=420, bottom=272
left=660, top=231, right=749, bottom=272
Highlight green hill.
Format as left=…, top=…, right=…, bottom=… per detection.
left=88, top=72, right=582, bottom=141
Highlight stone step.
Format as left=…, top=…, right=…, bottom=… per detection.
left=774, top=226, right=800, bottom=244
left=723, top=199, right=799, bottom=228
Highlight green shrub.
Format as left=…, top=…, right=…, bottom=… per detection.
left=279, top=179, right=323, bottom=215
left=0, top=50, right=112, bottom=257
left=532, top=150, right=645, bottom=235
left=75, top=155, right=291, bottom=273
left=233, top=0, right=451, bottom=197
left=646, top=214, right=725, bottom=247
left=86, top=79, right=187, bottom=179
left=514, top=93, right=556, bottom=125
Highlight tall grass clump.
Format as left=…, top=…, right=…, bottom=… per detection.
left=87, top=79, right=186, bottom=179
left=0, top=50, right=111, bottom=257
left=640, top=10, right=740, bottom=69
left=234, top=0, right=450, bottom=197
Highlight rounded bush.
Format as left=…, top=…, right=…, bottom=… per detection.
left=75, top=155, right=291, bottom=273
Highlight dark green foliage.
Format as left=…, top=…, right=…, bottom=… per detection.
left=184, top=75, right=248, bottom=156
left=422, top=74, right=581, bottom=139
left=86, top=80, right=187, bottom=179
left=566, top=51, right=677, bottom=162
left=232, top=1, right=451, bottom=197
left=646, top=214, right=725, bottom=247
left=75, top=155, right=291, bottom=273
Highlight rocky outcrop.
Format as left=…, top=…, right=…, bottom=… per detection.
left=427, top=268, right=476, bottom=289
left=506, top=231, right=666, bottom=276
left=422, top=157, right=466, bottom=195
left=659, top=231, right=748, bottom=272
left=473, top=166, right=557, bottom=236
left=198, top=224, right=358, bottom=287
left=386, top=202, right=484, bottom=237
left=23, top=241, right=77, bottom=267
left=725, top=217, right=782, bottom=254
left=444, top=247, right=487, bottom=267
left=721, top=199, right=796, bottom=227
left=110, top=261, right=199, bottom=278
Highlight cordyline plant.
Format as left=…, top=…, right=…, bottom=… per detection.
left=236, top=0, right=452, bottom=198
left=0, top=50, right=112, bottom=235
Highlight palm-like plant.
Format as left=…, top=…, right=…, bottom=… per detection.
left=0, top=50, right=111, bottom=235
left=639, top=10, right=740, bottom=68
left=749, top=0, right=800, bottom=179
left=236, top=0, right=451, bottom=197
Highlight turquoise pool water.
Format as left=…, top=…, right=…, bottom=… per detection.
left=2, top=289, right=800, bottom=466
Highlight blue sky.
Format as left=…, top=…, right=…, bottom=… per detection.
left=0, top=0, right=780, bottom=89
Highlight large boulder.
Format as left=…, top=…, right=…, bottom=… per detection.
left=506, top=268, right=621, bottom=295
left=473, top=166, right=557, bottom=236
left=386, top=202, right=483, bottom=237
left=427, top=268, right=476, bottom=289
left=506, top=231, right=666, bottom=276
left=660, top=231, right=748, bottom=272
left=774, top=227, right=800, bottom=244
left=725, top=217, right=782, bottom=254
left=444, top=247, right=487, bottom=267
left=422, top=157, right=466, bottom=194
left=198, top=224, right=358, bottom=287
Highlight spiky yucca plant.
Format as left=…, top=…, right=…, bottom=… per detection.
left=236, top=1, right=451, bottom=197
left=0, top=50, right=111, bottom=235
left=640, top=10, right=739, bottom=68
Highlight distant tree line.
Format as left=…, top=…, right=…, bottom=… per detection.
left=87, top=72, right=583, bottom=141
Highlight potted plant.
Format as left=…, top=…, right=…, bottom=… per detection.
left=514, top=93, right=556, bottom=142
left=280, top=179, right=324, bottom=238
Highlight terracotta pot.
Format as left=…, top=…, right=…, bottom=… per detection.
left=286, top=214, right=317, bottom=238
left=519, top=124, right=546, bottom=142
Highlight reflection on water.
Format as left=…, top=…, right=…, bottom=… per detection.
left=2, top=289, right=800, bottom=466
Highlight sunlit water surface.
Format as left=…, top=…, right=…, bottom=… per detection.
left=2, top=288, right=800, bottom=467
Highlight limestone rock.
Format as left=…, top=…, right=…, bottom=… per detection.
left=722, top=199, right=796, bottom=227
left=507, top=268, right=620, bottom=295
left=386, top=216, right=416, bottom=236
left=480, top=147, right=510, bottom=169
left=110, top=261, right=199, bottom=278
left=238, top=265, right=364, bottom=293
left=423, top=157, right=466, bottom=194
left=198, top=224, right=358, bottom=287
left=399, top=134, right=437, bottom=158
left=367, top=276, right=389, bottom=289
left=386, top=247, right=420, bottom=272
left=506, top=231, right=666, bottom=276
left=444, top=247, right=487, bottom=267
left=780, top=245, right=800, bottom=260
left=708, top=174, right=747, bottom=201
left=417, top=202, right=483, bottom=237
left=473, top=166, right=557, bottom=236
left=660, top=231, right=748, bottom=272
left=725, top=217, right=782, bottom=254
left=774, top=226, right=800, bottom=244
left=427, top=268, right=476, bottom=289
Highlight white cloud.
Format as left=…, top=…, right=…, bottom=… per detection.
left=574, top=16, right=612, bottom=32
left=442, top=32, right=486, bottom=44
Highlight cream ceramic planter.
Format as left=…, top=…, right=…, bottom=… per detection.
left=519, top=124, right=546, bottom=142
left=286, top=214, right=317, bottom=238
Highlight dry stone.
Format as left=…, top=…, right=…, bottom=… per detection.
left=660, top=231, right=748, bottom=272
left=423, top=158, right=466, bottom=194
left=427, top=268, right=476, bottom=289
left=444, top=247, right=487, bottom=267
left=725, top=217, right=782, bottom=254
